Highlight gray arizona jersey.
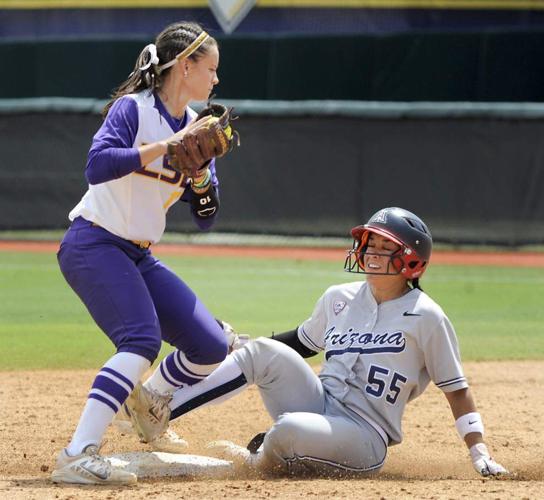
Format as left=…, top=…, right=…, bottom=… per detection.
left=297, top=281, right=468, bottom=445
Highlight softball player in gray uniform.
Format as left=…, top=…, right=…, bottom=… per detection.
left=133, top=207, right=508, bottom=478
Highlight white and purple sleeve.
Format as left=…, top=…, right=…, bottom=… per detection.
left=85, top=97, right=141, bottom=185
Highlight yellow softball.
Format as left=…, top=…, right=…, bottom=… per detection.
left=204, top=116, right=232, bottom=138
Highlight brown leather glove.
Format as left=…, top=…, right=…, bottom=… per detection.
left=166, top=103, right=239, bottom=178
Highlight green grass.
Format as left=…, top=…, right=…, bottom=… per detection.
left=0, top=251, right=543, bottom=370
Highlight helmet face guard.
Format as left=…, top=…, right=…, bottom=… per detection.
left=344, top=208, right=432, bottom=280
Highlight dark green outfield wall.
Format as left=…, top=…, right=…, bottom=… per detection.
left=3, top=30, right=544, bottom=101
left=1, top=100, right=544, bottom=246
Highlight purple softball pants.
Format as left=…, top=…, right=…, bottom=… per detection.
left=57, top=217, right=228, bottom=364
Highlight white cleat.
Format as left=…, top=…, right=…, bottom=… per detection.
left=149, top=428, right=189, bottom=453
left=124, top=382, right=172, bottom=443
left=113, top=401, right=188, bottom=452
left=51, top=445, right=137, bottom=485
left=205, top=440, right=258, bottom=469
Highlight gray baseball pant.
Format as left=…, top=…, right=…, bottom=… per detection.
left=232, top=338, right=387, bottom=476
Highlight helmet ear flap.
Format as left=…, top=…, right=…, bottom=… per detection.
left=390, top=250, right=405, bottom=274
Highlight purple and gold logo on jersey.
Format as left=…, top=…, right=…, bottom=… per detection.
left=333, top=301, right=346, bottom=315
left=324, top=326, right=406, bottom=359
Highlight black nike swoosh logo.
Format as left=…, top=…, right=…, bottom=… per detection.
left=80, top=462, right=109, bottom=481
left=469, top=420, right=477, bottom=425
left=149, top=408, right=160, bottom=422
left=403, top=312, right=421, bottom=317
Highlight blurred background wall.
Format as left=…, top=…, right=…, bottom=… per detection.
left=1, top=0, right=544, bottom=245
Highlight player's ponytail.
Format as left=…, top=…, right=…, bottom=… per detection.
left=102, top=21, right=216, bottom=118
left=101, top=46, right=158, bottom=117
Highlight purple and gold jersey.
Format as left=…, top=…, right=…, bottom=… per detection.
left=297, top=281, right=468, bottom=445
left=69, top=90, right=217, bottom=243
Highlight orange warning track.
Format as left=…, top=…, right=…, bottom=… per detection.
left=1, top=240, right=544, bottom=267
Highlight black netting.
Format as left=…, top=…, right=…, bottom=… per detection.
left=1, top=108, right=543, bottom=246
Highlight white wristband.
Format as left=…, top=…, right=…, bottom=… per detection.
left=455, top=412, right=484, bottom=439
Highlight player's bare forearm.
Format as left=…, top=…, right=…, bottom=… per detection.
left=138, top=125, right=198, bottom=166
left=138, top=141, right=169, bottom=166
left=446, top=388, right=509, bottom=476
left=445, top=388, right=483, bottom=448
left=445, top=387, right=477, bottom=418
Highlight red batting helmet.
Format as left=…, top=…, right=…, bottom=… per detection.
left=344, top=207, right=432, bottom=279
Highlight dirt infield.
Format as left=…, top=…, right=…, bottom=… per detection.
left=1, top=242, right=543, bottom=498
left=1, top=362, right=543, bottom=499
left=2, top=240, right=544, bottom=267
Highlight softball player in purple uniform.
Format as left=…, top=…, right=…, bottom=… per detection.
left=133, top=207, right=509, bottom=478
left=51, top=22, right=230, bottom=485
